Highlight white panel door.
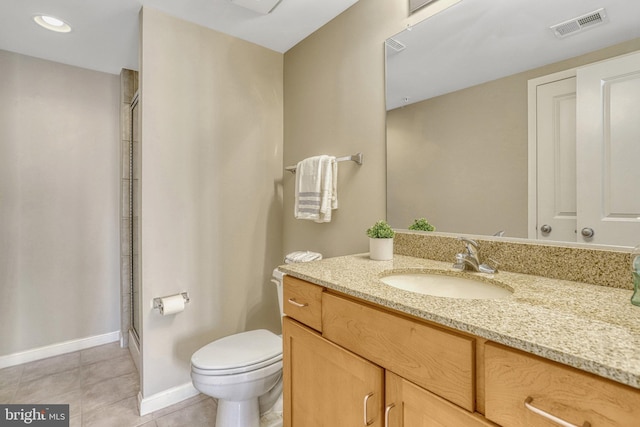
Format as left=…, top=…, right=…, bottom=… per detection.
left=535, top=77, right=577, bottom=242
left=577, top=51, right=640, bottom=246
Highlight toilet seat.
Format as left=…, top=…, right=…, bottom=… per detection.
left=191, top=329, right=282, bottom=376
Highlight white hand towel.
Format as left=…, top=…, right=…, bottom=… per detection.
left=294, top=155, right=337, bottom=223
left=294, top=156, right=323, bottom=221
left=319, top=155, right=337, bottom=222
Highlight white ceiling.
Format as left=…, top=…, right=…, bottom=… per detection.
left=386, top=0, right=640, bottom=110
left=4, top=0, right=638, bottom=103
left=0, top=0, right=359, bottom=75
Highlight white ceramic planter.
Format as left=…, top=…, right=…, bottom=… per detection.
left=369, top=237, right=394, bottom=261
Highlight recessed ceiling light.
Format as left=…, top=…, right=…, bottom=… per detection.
left=34, top=15, right=72, bottom=33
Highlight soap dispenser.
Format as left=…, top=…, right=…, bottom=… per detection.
left=632, top=245, right=640, bottom=307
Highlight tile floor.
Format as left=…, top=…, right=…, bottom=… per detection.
left=0, top=342, right=218, bottom=426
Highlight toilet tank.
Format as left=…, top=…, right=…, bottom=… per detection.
left=271, top=268, right=286, bottom=318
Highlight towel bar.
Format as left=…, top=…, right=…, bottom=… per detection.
left=285, top=152, right=363, bottom=173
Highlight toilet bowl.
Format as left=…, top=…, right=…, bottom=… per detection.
left=191, top=262, right=319, bottom=427
left=191, top=329, right=283, bottom=427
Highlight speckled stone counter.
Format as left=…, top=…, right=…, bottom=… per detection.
left=279, top=253, right=640, bottom=390
left=394, top=231, right=633, bottom=289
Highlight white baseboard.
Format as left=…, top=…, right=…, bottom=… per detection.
left=138, top=382, right=200, bottom=416
left=0, top=331, right=120, bottom=369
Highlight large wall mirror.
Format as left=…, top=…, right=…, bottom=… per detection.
left=385, top=0, right=640, bottom=247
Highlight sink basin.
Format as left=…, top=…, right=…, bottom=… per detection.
left=380, top=272, right=512, bottom=300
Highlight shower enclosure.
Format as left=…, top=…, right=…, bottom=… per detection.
left=119, top=69, right=141, bottom=365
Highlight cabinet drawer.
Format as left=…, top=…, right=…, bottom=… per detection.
left=485, top=342, right=640, bottom=427
left=283, top=276, right=323, bottom=332
left=322, top=292, right=475, bottom=411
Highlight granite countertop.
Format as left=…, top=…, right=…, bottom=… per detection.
left=279, top=253, right=640, bottom=390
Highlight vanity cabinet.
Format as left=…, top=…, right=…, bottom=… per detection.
left=282, top=276, right=491, bottom=426
left=282, top=316, right=489, bottom=427
left=282, top=275, right=640, bottom=426
left=485, top=342, right=640, bottom=427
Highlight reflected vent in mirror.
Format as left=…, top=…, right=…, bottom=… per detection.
left=550, top=8, right=608, bottom=38
left=385, top=37, right=406, bottom=53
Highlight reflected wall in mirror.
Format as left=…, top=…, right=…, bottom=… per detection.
left=385, top=0, right=640, bottom=246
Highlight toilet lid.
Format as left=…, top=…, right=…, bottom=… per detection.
left=191, top=329, right=282, bottom=372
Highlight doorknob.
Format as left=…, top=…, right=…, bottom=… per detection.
left=581, top=227, right=595, bottom=238
left=540, top=224, right=552, bottom=234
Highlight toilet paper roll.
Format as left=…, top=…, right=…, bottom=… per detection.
left=160, top=294, right=185, bottom=315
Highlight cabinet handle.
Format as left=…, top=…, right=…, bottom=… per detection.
left=287, top=298, right=308, bottom=308
left=363, top=392, right=374, bottom=426
left=524, top=397, right=591, bottom=427
left=384, top=403, right=395, bottom=427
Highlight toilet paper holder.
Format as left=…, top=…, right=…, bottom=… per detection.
left=152, top=292, right=190, bottom=311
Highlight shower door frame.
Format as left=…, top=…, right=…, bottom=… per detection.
left=129, top=90, right=141, bottom=344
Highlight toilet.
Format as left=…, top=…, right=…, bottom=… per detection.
left=191, top=254, right=321, bottom=427
left=191, top=329, right=283, bottom=427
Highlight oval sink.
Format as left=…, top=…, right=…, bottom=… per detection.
left=380, top=272, right=512, bottom=300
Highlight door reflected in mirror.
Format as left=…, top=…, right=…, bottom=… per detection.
left=385, top=0, right=640, bottom=247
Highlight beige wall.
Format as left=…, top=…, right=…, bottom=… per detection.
left=0, top=50, right=121, bottom=355
left=139, top=8, right=284, bottom=397
left=282, top=0, right=409, bottom=258
left=387, top=38, right=640, bottom=238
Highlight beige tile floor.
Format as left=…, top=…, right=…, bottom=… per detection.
left=0, top=342, right=218, bottom=426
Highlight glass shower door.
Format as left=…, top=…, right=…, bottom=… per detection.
left=130, top=92, right=141, bottom=342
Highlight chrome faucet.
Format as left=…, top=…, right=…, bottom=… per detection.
left=453, top=237, right=497, bottom=274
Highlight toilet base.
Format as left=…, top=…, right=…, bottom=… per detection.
left=216, top=398, right=259, bottom=427
left=260, top=394, right=283, bottom=427
left=260, top=410, right=283, bottom=427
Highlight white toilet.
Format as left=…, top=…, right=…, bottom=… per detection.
left=190, top=265, right=302, bottom=427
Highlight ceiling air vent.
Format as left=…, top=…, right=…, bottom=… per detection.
left=385, top=37, right=406, bottom=53
left=550, top=8, right=608, bottom=38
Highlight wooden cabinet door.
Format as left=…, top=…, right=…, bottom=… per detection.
left=283, top=316, right=384, bottom=427
left=385, top=372, right=497, bottom=427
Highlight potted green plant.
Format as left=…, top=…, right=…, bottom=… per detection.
left=408, top=218, right=436, bottom=232
left=366, top=220, right=395, bottom=260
